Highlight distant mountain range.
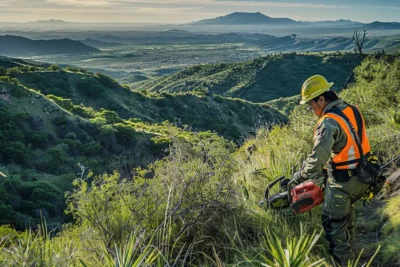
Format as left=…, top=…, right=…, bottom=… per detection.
left=1, top=29, right=399, bottom=57
left=190, top=12, right=400, bottom=30
left=191, top=12, right=362, bottom=27
left=1, top=15, right=400, bottom=33
left=192, top=12, right=299, bottom=25
left=31, top=19, right=69, bottom=24
left=0, top=35, right=99, bottom=56
left=363, top=21, right=400, bottom=30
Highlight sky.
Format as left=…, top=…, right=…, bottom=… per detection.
left=1, top=0, right=400, bottom=24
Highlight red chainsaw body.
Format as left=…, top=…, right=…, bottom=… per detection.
left=290, top=181, right=324, bottom=214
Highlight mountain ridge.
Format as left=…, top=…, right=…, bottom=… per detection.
left=0, top=35, right=99, bottom=56
left=191, top=12, right=299, bottom=25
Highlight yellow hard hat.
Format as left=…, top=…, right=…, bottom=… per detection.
left=300, top=75, right=333, bottom=104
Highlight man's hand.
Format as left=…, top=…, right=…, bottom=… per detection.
left=292, top=171, right=305, bottom=185
left=280, top=178, right=291, bottom=189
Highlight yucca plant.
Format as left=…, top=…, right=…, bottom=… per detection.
left=259, top=224, right=325, bottom=267
left=389, top=110, right=400, bottom=129
left=345, top=246, right=381, bottom=267
left=79, top=233, right=160, bottom=267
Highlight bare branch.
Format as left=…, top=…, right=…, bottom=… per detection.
left=352, top=29, right=367, bottom=56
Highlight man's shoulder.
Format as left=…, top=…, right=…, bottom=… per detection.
left=318, top=116, right=341, bottom=129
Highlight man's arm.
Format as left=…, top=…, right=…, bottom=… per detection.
left=297, top=118, right=341, bottom=181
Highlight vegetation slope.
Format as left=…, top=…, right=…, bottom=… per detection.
left=0, top=54, right=400, bottom=267
left=0, top=35, right=99, bottom=57
left=0, top=55, right=286, bottom=228
left=136, top=53, right=362, bottom=102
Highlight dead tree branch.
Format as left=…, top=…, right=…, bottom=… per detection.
left=353, top=29, right=367, bottom=56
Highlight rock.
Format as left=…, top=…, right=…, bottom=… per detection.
left=384, top=168, right=400, bottom=198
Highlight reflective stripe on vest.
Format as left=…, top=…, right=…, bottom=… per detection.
left=315, top=106, right=371, bottom=170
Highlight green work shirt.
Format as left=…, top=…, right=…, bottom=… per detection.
left=300, top=99, right=349, bottom=180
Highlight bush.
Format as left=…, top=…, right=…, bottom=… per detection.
left=47, top=65, right=60, bottom=71
left=113, top=123, right=136, bottom=146
left=47, top=95, right=74, bottom=111
left=67, top=136, right=239, bottom=255
left=80, top=141, right=102, bottom=156
left=75, top=77, right=105, bottom=97
left=42, top=144, right=70, bottom=172
left=2, top=141, right=32, bottom=165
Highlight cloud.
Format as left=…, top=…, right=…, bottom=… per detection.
left=46, top=0, right=113, bottom=7
left=214, top=0, right=346, bottom=8
left=363, top=5, right=400, bottom=10
left=0, top=0, right=399, bottom=23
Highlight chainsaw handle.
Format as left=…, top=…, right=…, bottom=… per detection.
left=264, top=176, right=286, bottom=200
left=287, top=180, right=295, bottom=204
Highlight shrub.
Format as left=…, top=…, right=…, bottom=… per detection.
left=47, top=65, right=60, bottom=71
left=47, top=95, right=74, bottom=111
left=2, top=141, right=32, bottom=165
left=113, top=123, right=136, bottom=146
left=80, top=141, right=102, bottom=156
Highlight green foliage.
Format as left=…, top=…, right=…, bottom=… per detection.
left=99, top=109, right=122, bottom=124
left=80, top=141, right=102, bottom=156
left=45, top=144, right=69, bottom=170
left=1, top=54, right=400, bottom=266
left=80, top=233, right=159, bottom=267
left=113, top=123, right=137, bottom=146
left=0, top=174, right=64, bottom=227
left=64, top=66, right=86, bottom=73
left=47, top=94, right=74, bottom=111
left=138, top=54, right=362, bottom=103
left=2, top=141, right=32, bottom=164
left=47, top=64, right=60, bottom=71
left=67, top=135, right=239, bottom=257
left=258, top=225, right=324, bottom=267
left=0, top=221, right=82, bottom=266
left=149, top=136, right=171, bottom=153
left=76, top=76, right=105, bottom=97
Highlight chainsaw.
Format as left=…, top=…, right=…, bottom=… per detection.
left=259, top=176, right=324, bottom=214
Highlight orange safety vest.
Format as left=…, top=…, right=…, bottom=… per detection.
left=315, top=105, right=370, bottom=170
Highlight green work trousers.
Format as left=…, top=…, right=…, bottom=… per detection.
left=322, top=175, right=370, bottom=266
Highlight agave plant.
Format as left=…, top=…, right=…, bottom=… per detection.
left=390, top=111, right=400, bottom=128
left=259, top=224, right=325, bottom=267
left=79, top=233, right=160, bottom=267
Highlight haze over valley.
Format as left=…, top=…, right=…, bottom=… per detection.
left=2, top=12, right=399, bottom=84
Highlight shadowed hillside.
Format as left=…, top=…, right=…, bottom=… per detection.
left=136, top=53, right=362, bottom=102
left=0, top=35, right=99, bottom=56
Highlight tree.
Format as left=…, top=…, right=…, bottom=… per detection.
left=352, top=29, right=367, bottom=56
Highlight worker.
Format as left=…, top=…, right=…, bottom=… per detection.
left=291, top=75, right=371, bottom=266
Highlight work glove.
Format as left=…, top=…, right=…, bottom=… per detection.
left=280, top=178, right=291, bottom=190
left=292, top=171, right=305, bottom=185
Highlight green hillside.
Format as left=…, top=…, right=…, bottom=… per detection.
left=1, top=55, right=400, bottom=266
left=0, top=57, right=286, bottom=228
left=0, top=77, right=173, bottom=228
left=136, top=53, right=362, bottom=102
left=0, top=35, right=99, bottom=57
left=11, top=64, right=286, bottom=141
